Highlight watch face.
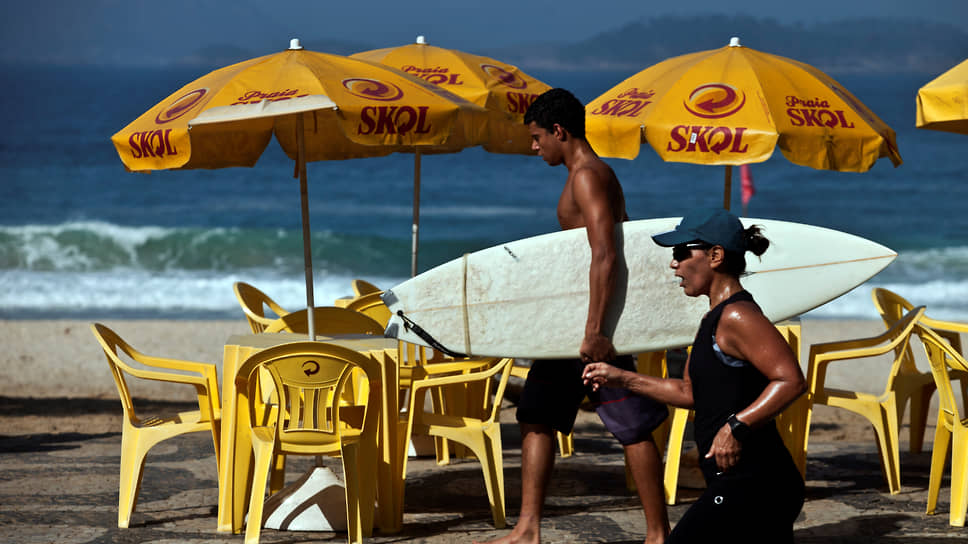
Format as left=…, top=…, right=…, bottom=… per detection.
left=728, top=415, right=751, bottom=441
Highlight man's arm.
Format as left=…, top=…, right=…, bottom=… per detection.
left=571, top=168, right=619, bottom=362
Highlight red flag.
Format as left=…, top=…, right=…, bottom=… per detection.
left=740, top=164, right=755, bottom=208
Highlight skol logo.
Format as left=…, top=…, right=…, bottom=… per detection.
left=127, top=129, right=178, bottom=159
left=342, top=78, right=405, bottom=101
left=666, top=125, right=750, bottom=154
left=588, top=88, right=655, bottom=118
left=402, top=65, right=464, bottom=86
left=683, top=84, right=745, bottom=119
left=480, top=64, right=527, bottom=89
left=785, top=94, right=856, bottom=129
left=664, top=84, right=749, bottom=155
left=155, top=89, right=207, bottom=124
left=357, top=106, right=433, bottom=135
left=302, top=360, right=320, bottom=377
left=506, top=91, right=541, bottom=114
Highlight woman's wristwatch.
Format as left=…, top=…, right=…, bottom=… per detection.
left=727, top=413, right=752, bottom=442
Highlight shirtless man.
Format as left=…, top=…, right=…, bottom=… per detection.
left=477, top=88, right=670, bottom=544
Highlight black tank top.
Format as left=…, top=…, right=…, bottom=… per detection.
left=689, top=290, right=787, bottom=477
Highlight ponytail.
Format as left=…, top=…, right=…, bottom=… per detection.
left=722, top=225, right=769, bottom=276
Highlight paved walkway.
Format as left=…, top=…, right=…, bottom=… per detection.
left=1, top=398, right=965, bottom=543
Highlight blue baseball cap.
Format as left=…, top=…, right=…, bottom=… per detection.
left=652, top=207, right=747, bottom=253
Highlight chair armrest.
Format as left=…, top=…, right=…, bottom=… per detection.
left=137, top=353, right=216, bottom=374
left=409, top=358, right=506, bottom=394
left=921, top=316, right=968, bottom=334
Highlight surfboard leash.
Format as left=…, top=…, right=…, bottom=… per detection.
left=395, top=311, right=467, bottom=358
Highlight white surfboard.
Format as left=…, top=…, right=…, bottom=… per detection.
left=382, top=218, right=896, bottom=359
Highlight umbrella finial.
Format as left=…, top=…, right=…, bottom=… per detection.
left=416, top=35, right=427, bottom=45
left=289, top=38, right=304, bottom=50
left=729, top=36, right=741, bottom=47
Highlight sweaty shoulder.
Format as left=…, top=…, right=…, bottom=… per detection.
left=570, top=161, right=626, bottom=222
left=715, top=300, right=770, bottom=352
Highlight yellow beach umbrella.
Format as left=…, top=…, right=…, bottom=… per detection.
left=353, top=36, right=552, bottom=274
left=112, top=39, right=489, bottom=338
left=586, top=37, right=902, bottom=209
left=916, top=58, right=968, bottom=134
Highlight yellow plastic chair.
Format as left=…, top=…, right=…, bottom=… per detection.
left=90, top=323, right=221, bottom=528
left=240, top=342, right=382, bottom=544
left=351, top=279, right=381, bottom=297
left=913, top=322, right=968, bottom=527
left=397, top=342, right=505, bottom=465
left=263, top=306, right=385, bottom=336
left=872, top=287, right=968, bottom=453
left=803, top=305, right=926, bottom=494
left=234, top=282, right=290, bottom=333
left=401, top=356, right=515, bottom=528
left=343, top=291, right=392, bottom=328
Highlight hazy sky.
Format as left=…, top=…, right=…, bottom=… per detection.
left=3, top=0, right=966, bottom=65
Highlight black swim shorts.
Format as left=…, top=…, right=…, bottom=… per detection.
left=516, top=355, right=668, bottom=445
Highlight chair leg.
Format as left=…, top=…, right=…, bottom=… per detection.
left=556, top=431, right=574, bottom=458
left=243, top=438, right=275, bottom=544
left=117, top=428, right=150, bottom=528
left=949, top=427, right=968, bottom=527
left=476, top=427, right=507, bottom=529
left=341, top=444, right=365, bottom=544
left=662, top=407, right=690, bottom=505
left=906, top=382, right=935, bottom=454
left=269, top=453, right=287, bottom=494
left=927, top=421, right=950, bottom=516
left=873, top=400, right=902, bottom=494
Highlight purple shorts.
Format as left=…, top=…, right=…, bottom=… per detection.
left=516, top=355, right=668, bottom=445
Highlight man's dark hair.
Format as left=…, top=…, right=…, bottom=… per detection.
left=524, top=88, right=585, bottom=140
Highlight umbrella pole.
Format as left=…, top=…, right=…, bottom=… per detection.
left=296, top=114, right=316, bottom=341
left=411, top=150, right=422, bottom=277
left=723, top=165, right=732, bottom=210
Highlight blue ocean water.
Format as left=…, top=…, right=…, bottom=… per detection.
left=1, top=65, right=966, bottom=320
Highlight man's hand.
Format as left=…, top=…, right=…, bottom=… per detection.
left=580, top=332, right=616, bottom=363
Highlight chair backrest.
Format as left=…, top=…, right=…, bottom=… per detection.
left=344, top=291, right=392, bottom=327
left=913, top=322, right=967, bottom=426
left=352, top=279, right=381, bottom=297
left=239, top=342, right=382, bottom=455
left=871, top=288, right=967, bottom=374
left=263, top=306, right=385, bottom=335
left=234, top=282, right=290, bottom=333
left=90, top=323, right=220, bottom=425
left=872, top=287, right=927, bottom=374
left=91, top=323, right=142, bottom=423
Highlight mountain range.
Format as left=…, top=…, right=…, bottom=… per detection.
left=9, top=15, right=965, bottom=76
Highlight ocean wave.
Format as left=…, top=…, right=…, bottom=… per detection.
left=0, top=269, right=406, bottom=319
left=0, top=221, right=419, bottom=276
left=2, top=223, right=966, bottom=321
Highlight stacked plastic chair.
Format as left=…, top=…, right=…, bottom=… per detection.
left=234, top=282, right=291, bottom=333
left=913, top=322, right=968, bottom=526
left=803, top=305, right=926, bottom=494
left=239, top=342, right=382, bottom=544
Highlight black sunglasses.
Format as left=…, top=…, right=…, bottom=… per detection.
left=672, top=243, right=711, bottom=262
